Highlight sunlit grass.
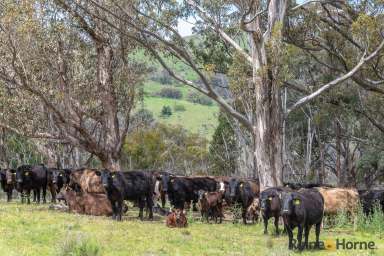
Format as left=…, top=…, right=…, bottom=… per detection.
left=0, top=202, right=383, bottom=255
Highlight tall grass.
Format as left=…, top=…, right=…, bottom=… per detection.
left=56, top=233, right=102, bottom=256
left=356, top=202, right=384, bottom=237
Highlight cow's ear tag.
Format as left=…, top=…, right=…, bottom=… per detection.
left=111, top=174, right=115, bottom=178
left=171, top=178, right=174, bottom=183
left=240, top=183, right=243, bottom=188
left=294, top=199, right=301, bottom=205
left=59, top=174, right=63, bottom=177
left=25, top=172, right=29, bottom=176
left=268, top=197, right=272, bottom=201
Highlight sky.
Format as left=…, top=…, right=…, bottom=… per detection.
left=177, top=18, right=195, bottom=37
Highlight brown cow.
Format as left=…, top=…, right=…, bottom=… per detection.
left=69, top=168, right=105, bottom=193
left=246, top=197, right=260, bottom=223
left=166, top=208, right=188, bottom=228
left=315, top=187, right=359, bottom=228
left=198, top=191, right=224, bottom=223
left=57, top=187, right=112, bottom=216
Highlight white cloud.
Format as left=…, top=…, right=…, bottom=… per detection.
left=177, top=19, right=194, bottom=37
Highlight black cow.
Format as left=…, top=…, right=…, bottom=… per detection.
left=260, top=187, right=291, bottom=235
left=228, top=177, right=260, bottom=224
left=0, top=169, right=16, bottom=202
left=359, top=190, right=384, bottom=215
left=281, top=188, right=324, bottom=250
left=100, top=169, right=155, bottom=221
left=16, top=164, right=48, bottom=204
left=161, top=173, right=218, bottom=210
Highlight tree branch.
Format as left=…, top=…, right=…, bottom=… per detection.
left=287, top=39, right=384, bottom=115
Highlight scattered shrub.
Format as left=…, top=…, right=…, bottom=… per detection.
left=161, top=105, right=172, bottom=117
left=155, top=87, right=182, bottom=99
left=186, top=91, right=213, bottom=106
left=174, top=104, right=186, bottom=112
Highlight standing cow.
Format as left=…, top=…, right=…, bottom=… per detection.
left=100, top=169, right=155, bottom=221
left=260, top=186, right=292, bottom=234
left=228, top=177, right=259, bottom=224
left=16, top=164, right=48, bottom=204
left=281, top=188, right=324, bottom=250
left=0, top=169, right=16, bottom=202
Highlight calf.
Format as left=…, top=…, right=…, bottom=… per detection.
left=100, top=169, right=154, bottom=221
left=16, top=164, right=48, bottom=204
left=260, top=187, right=291, bottom=234
left=57, top=187, right=112, bottom=216
left=228, top=177, right=259, bottom=224
left=246, top=198, right=260, bottom=224
left=281, top=188, right=324, bottom=250
left=0, top=169, right=16, bottom=202
left=166, top=208, right=188, bottom=228
left=198, top=190, right=224, bottom=223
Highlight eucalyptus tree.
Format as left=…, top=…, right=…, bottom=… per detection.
left=0, top=0, right=146, bottom=170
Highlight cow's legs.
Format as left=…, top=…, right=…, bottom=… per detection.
left=138, top=198, right=145, bottom=220
left=146, top=196, right=154, bottom=220
left=315, top=222, right=321, bottom=249
left=161, top=192, right=166, bottom=208
left=287, top=225, right=294, bottom=250
left=263, top=216, right=268, bottom=234
left=36, top=188, right=41, bottom=203
left=116, top=200, right=123, bottom=221
left=42, top=186, right=47, bottom=203
left=297, top=224, right=303, bottom=251
left=274, top=215, right=280, bottom=235
left=304, top=225, right=311, bottom=249
left=242, top=207, right=247, bottom=224
left=50, top=185, right=56, bottom=203
left=7, top=190, right=12, bottom=202
left=26, top=190, right=31, bottom=204
left=32, top=190, right=37, bottom=202
left=111, top=201, right=117, bottom=220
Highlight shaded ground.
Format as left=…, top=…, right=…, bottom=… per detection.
left=0, top=202, right=382, bottom=256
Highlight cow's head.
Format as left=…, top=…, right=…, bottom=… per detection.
left=99, top=169, right=114, bottom=189
left=16, top=166, right=32, bottom=188
left=160, top=173, right=172, bottom=193
left=260, top=190, right=281, bottom=212
left=228, top=178, right=240, bottom=200
left=281, top=192, right=301, bottom=215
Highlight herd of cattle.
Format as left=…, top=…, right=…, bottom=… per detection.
left=0, top=164, right=384, bottom=250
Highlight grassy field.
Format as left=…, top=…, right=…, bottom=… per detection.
left=141, top=81, right=219, bottom=138
left=0, top=202, right=383, bottom=256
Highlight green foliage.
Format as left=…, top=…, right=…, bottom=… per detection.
left=208, top=112, right=238, bottom=176
left=186, top=91, right=213, bottom=106
left=122, top=124, right=208, bottom=172
left=161, top=105, right=173, bottom=117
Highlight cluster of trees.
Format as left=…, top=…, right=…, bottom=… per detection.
left=1, top=1, right=384, bottom=189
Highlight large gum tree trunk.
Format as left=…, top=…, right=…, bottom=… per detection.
left=253, top=80, right=284, bottom=190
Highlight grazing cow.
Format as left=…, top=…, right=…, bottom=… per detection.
left=246, top=198, right=260, bottom=224
left=228, top=177, right=259, bottom=224
left=57, top=187, right=112, bottom=216
left=0, top=169, right=16, bottom=202
left=198, top=190, right=224, bottom=223
left=260, top=187, right=292, bottom=234
left=359, top=190, right=384, bottom=215
left=166, top=208, right=188, bottom=228
left=315, top=187, right=359, bottom=219
left=100, top=169, right=154, bottom=221
left=281, top=188, right=324, bottom=250
left=16, top=164, right=48, bottom=204
left=69, top=168, right=104, bottom=193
